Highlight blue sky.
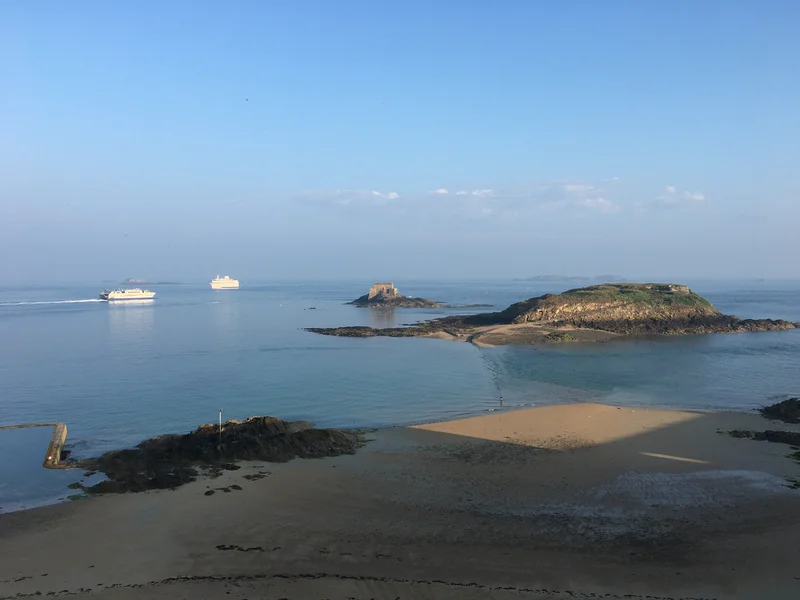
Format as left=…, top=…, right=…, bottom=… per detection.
left=2, top=0, right=799, bottom=282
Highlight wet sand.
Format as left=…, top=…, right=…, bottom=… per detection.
left=422, top=323, right=618, bottom=346
left=1, top=403, right=799, bottom=599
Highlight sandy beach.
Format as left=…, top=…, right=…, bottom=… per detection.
left=1, top=403, right=799, bottom=600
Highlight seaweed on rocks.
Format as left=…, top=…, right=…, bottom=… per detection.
left=75, top=417, right=364, bottom=494
left=759, top=398, right=800, bottom=424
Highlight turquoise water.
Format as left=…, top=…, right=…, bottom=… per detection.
left=1, top=279, right=798, bottom=511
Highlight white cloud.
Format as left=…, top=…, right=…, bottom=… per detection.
left=580, top=197, right=620, bottom=213
left=638, top=186, right=707, bottom=210
left=297, top=180, right=625, bottom=219
left=296, top=189, right=401, bottom=207
left=564, top=184, right=595, bottom=193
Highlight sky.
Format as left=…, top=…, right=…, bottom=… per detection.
left=2, top=0, right=799, bottom=283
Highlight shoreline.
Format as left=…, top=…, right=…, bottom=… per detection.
left=1, top=400, right=790, bottom=514
left=2, top=403, right=800, bottom=599
left=0, top=398, right=792, bottom=510
left=315, top=321, right=800, bottom=347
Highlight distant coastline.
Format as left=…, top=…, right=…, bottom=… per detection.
left=122, top=278, right=180, bottom=285
left=513, top=274, right=626, bottom=283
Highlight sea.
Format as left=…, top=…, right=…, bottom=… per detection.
left=1, top=279, right=799, bottom=512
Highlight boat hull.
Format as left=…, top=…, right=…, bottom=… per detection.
left=99, top=288, right=156, bottom=301
left=210, top=275, right=240, bottom=289
left=107, top=295, right=156, bottom=301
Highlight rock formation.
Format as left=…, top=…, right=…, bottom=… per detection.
left=74, top=417, right=364, bottom=494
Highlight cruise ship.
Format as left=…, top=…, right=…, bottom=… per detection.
left=99, top=288, right=156, bottom=301
left=210, top=275, right=240, bottom=290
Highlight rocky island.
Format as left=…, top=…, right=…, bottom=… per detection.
left=348, top=282, right=443, bottom=308
left=347, top=282, right=491, bottom=309
left=310, top=283, right=800, bottom=346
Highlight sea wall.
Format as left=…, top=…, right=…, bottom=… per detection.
left=44, top=423, right=68, bottom=469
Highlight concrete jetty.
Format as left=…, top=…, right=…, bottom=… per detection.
left=0, top=422, right=72, bottom=469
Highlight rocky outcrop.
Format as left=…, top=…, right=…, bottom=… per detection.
left=348, top=283, right=442, bottom=308
left=759, top=398, right=800, bottom=424
left=425, top=283, right=798, bottom=336
left=478, top=284, right=797, bottom=335
left=74, top=417, right=364, bottom=494
left=348, top=293, right=443, bottom=308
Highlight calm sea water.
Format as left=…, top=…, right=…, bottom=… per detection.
left=1, top=279, right=799, bottom=511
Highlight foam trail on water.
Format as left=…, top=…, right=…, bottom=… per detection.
left=0, top=299, right=104, bottom=307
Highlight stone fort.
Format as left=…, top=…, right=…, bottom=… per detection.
left=367, top=282, right=399, bottom=299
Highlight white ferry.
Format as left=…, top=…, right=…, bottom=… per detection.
left=210, top=275, right=240, bottom=290
left=99, top=288, right=156, bottom=301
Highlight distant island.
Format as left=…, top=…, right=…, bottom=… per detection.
left=348, top=282, right=491, bottom=309
left=310, top=283, right=800, bottom=346
left=122, top=278, right=180, bottom=285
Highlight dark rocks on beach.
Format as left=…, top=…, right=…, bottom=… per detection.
left=76, top=417, right=364, bottom=494
left=242, top=471, right=271, bottom=481
left=759, top=398, right=800, bottom=424
left=728, top=429, right=800, bottom=447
